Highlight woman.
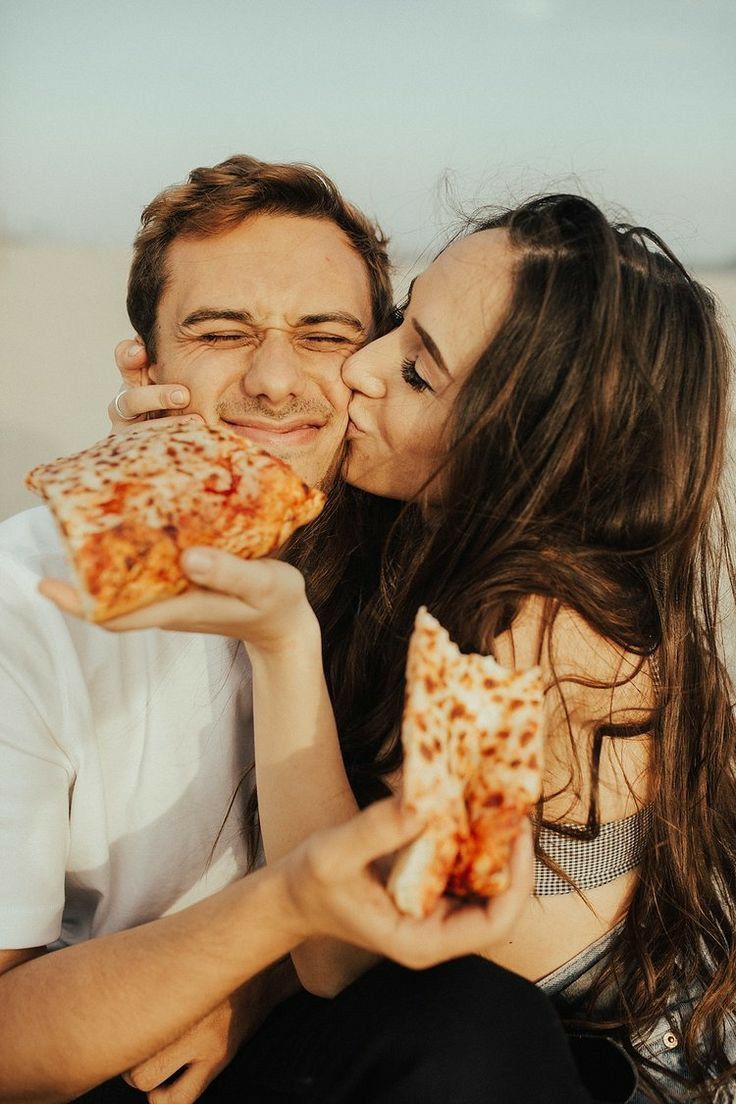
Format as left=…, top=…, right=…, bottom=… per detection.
left=48, top=193, right=736, bottom=1102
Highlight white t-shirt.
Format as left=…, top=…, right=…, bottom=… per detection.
left=0, top=507, right=254, bottom=950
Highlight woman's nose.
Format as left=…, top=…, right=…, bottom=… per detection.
left=342, top=340, right=388, bottom=399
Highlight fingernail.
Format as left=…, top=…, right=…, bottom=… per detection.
left=127, top=342, right=143, bottom=358
left=182, top=547, right=214, bottom=576
left=170, top=388, right=186, bottom=405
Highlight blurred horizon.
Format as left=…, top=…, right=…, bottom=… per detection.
left=1, top=0, right=734, bottom=268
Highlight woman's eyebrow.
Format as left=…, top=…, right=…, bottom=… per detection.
left=412, top=320, right=450, bottom=379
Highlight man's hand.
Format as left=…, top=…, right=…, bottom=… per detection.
left=281, top=797, right=535, bottom=971
left=109, top=339, right=195, bottom=429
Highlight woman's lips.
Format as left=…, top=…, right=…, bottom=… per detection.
left=346, top=412, right=368, bottom=437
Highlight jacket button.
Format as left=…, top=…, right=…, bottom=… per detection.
left=662, top=1031, right=679, bottom=1049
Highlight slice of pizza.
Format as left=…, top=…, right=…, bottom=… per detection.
left=26, top=420, right=325, bottom=622
left=387, top=607, right=544, bottom=918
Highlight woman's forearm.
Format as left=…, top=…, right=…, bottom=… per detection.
left=249, top=635, right=358, bottom=855
left=248, top=628, right=381, bottom=994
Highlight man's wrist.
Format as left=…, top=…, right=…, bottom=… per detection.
left=243, top=859, right=315, bottom=950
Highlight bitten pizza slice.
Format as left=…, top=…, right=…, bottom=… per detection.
left=26, top=420, right=324, bottom=622
left=387, top=607, right=544, bottom=918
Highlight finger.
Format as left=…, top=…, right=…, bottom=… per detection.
left=123, top=1049, right=185, bottom=1094
left=395, top=898, right=512, bottom=966
left=92, top=587, right=259, bottom=635
left=505, top=817, right=535, bottom=896
left=38, top=578, right=84, bottom=616
left=108, top=385, right=193, bottom=426
left=181, top=547, right=303, bottom=604
left=329, top=797, right=427, bottom=872
left=39, top=558, right=300, bottom=634
left=147, top=1062, right=213, bottom=1104
left=37, top=577, right=225, bottom=632
left=426, top=823, right=535, bottom=953
left=114, top=338, right=149, bottom=378
left=381, top=821, right=535, bottom=967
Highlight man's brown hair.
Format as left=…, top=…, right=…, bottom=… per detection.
left=127, top=155, right=394, bottom=358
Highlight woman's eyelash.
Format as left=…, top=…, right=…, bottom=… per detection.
left=401, top=358, right=431, bottom=392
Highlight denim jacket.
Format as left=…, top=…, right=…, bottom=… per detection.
left=537, top=925, right=736, bottom=1103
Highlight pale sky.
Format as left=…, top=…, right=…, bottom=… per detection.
left=1, top=0, right=734, bottom=265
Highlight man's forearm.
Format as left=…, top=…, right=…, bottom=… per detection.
left=0, top=866, right=302, bottom=1103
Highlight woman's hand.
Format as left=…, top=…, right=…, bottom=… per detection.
left=109, top=338, right=197, bottom=430
left=282, top=797, right=534, bottom=971
left=39, top=549, right=318, bottom=655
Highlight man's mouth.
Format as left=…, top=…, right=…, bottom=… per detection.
left=221, top=417, right=325, bottom=449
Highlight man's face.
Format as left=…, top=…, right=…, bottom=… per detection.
left=150, top=213, right=373, bottom=487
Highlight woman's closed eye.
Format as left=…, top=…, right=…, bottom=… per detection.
left=401, top=358, right=432, bottom=393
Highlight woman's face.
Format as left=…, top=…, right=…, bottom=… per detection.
left=342, top=228, right=514, bottom=500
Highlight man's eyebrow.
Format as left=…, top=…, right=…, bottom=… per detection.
left=181, top=308, right=255, bottom=326
left=296, top=312, right=368, bottom=336
left=180, top=308, right=367, bottom=337
left=413, top=320, right=450, bottom=379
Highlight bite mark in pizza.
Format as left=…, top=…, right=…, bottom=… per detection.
left=26, top=421, right=325, bottom=622
left=387, top=607, right=544, bottom=918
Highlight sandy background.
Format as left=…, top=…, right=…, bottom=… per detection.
left=1, top=243, right=735, bottom=522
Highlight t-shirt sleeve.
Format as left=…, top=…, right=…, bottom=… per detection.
left=0, top=551, right=73, bottom=949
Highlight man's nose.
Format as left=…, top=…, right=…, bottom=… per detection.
left=240, top=331, right=307, bottom=404
left=342, top=341, right=387, bottom=399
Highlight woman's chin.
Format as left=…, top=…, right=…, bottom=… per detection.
left=343, top=448, right=422, bottom=501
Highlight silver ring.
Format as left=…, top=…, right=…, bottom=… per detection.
left=113, top=390, right=138, bottom=422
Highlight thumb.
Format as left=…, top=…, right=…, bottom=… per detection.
left=115, top=338, right=150, bottom=385
left=180, top=548, right=303, bottom=604
left=333, top=797, right=427, bottom=870
left=147, top=1062, right=213, bottom=1104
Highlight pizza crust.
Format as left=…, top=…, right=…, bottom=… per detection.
left=388, top=607, right=544, bottom=917
left=26, top=421, right=325, bottom=622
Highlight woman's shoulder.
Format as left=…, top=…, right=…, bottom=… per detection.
left=495, top=598, right=656, bottom=705
left=495, top=598, right=654, bottom=819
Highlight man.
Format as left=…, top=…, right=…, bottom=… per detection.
left=0, top=156, right=594, bottom=1104
left=0, top=155, right=392, bottom=1101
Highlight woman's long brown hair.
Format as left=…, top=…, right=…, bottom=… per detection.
left=304, top=195, right=736, bottom=1100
